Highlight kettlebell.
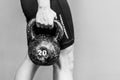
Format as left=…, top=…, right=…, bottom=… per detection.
left=27, top=18, right=64, bottom=65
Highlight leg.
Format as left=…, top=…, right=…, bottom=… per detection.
left=15, top=1, right=39, bottom=80
left=15, top=55, right=39, bottom=80
left=52, top=0, right=74, bottom=79
left=20, top=0, right=38, bottom=22
left=53, top=44, right=74, bottom=80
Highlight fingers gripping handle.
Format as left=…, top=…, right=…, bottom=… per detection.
left=27, top=18, right=64, bottom=41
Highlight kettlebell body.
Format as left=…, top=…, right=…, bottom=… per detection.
left=27, top=19, right=64, bottom=65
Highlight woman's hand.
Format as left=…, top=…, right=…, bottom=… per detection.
left=36, top=7, right=57, bottom=27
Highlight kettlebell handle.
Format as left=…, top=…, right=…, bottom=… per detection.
left=27, top=18, right=64, bottom=41
left=53, top=20, right=64, bottom=41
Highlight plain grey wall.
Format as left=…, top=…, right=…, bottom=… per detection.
left=1, top=0, right=120, bottom=80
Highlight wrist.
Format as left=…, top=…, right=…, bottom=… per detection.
left=38, top=0, right=50, bottom=8
left=38, top=6, right=50, bottom=11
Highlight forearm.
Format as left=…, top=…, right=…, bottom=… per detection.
left=37, top=0, right=50, bottom=8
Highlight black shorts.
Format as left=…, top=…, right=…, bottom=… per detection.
left=20, top=0, right=74, bottom=50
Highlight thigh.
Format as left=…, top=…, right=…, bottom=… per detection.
left=20, top=0, right=38, bottom=22
left=60, top=44, right=74, bottom=55
left=51, top=0, right=75, bottom=50
left=59, top=44, right=74, bottom=69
